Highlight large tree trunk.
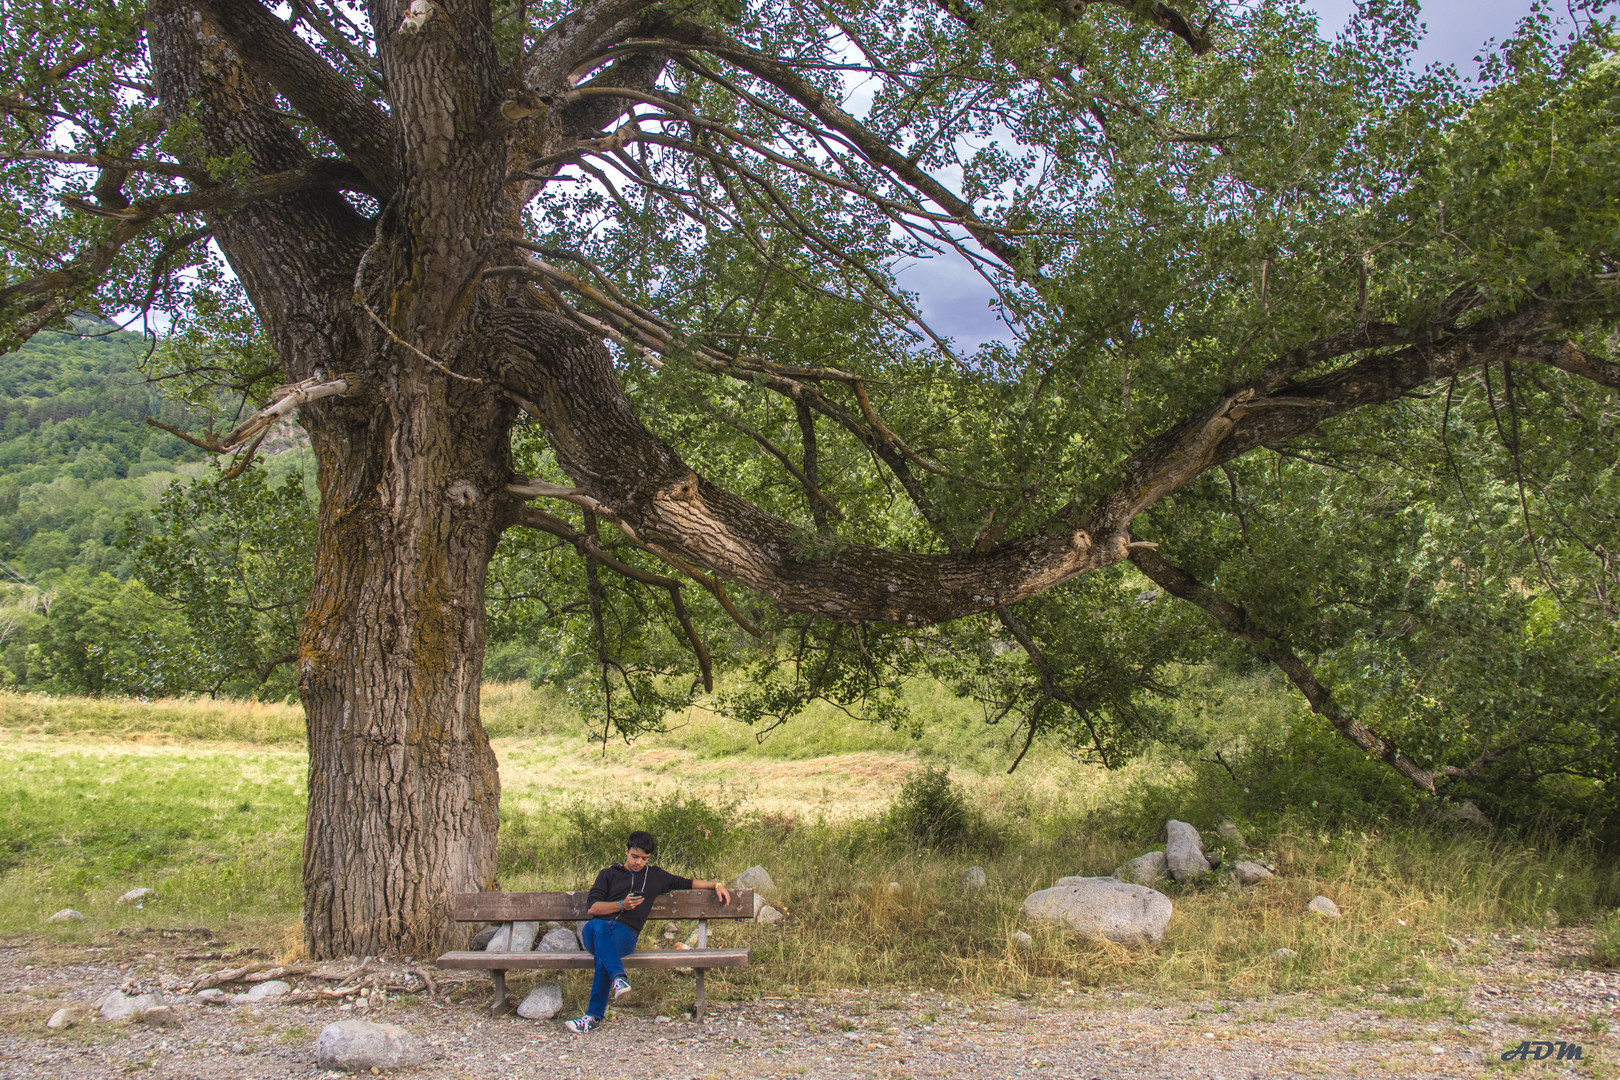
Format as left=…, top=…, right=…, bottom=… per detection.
left=297, top=360, right=517, bottom=958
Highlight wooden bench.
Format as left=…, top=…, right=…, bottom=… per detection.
left=436, top=889, right=754, bottom=1018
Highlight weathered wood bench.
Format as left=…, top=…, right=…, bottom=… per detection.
left=436, top=889, right=754, bottom=1018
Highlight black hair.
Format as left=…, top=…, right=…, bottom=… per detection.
left=626, top=830, right=657, bottom=855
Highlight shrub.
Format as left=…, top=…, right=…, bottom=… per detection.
left=561, top=791, right=743, bottom=874
left=1592, top=910, right=1620, bottom=969
left=886, top=765, right=998, bottom=853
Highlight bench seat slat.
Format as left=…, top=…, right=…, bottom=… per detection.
left=436, top=948, right=750, bottom=971
left=451, top=889, right=754, bottom=922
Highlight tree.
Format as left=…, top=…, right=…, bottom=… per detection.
left=2, top=0, right=1616, bottom=956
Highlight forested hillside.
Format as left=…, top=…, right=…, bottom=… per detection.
left=0, top=328, right=317, bottom=698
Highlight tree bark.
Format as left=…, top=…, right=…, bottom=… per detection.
left=298, top=368, right=516, bottom=958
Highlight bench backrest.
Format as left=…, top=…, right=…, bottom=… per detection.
left=451, top=889, right=754, bottom=922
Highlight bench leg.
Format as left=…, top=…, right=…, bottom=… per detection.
left=694, top=968, right=706, bottom=1019
left=490, top=970, right=516, bottom=1018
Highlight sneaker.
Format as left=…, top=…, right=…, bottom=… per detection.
left=564, top=1014, right=601, bottom=1033
left=611, top=976, right=633, bottom=1001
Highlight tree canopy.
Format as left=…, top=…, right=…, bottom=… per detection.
left=2, top=0, right=1617, bottom=954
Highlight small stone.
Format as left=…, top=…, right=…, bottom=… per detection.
left=1222, top=860, right=1275, bottom=886
left=195, top=988, right=230, bottom=1005
left=960, top=866, right=987, bottom=889
left=485, top=924, right=513, bottom=952
left=885, top=882, right=901, bottom=893
left=243, top=980, right=291, bottom=1002
left=655, top=1015, right=672, bottom=1024
left=1012, top=931, right=1033, bottom=952
left=1390, top=979, right=1426, bottom=998
left=313, top=1020, right=424, bottom=1073
left=1272, top=948, right=1296, bottom=959
left=1429, top=1045, right=1445, bottom=1055
left=99, top=991, right=163, bottom=1022
left=508, top=921, right=539, bottom=953
left=1446, top=935, right=1466, bottom=953
left=1111, top=852, right=1170, bottom=887
left=117, top=887, right=157, bottom=906
left=137, top=1005, right=181, bottom=1028
left=537, top=926, right=578, bottom=952
left=729, top=866, right=778, bottom=898
left=1165, top=821, right=1212, bottom=882
left=516, top=982, right=563, bottom=1020
left=46, top=1007, right=79, bottom=1030
left=1215, top=817, right=1246, bottom=848
left=757, top=904, right=784, bottom=925
left=48, top=909, right=84, bottom=923
left=1307, top=896, right=1341, bottom=919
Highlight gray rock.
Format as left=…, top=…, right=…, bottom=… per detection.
left=99, top=991, right=164, bottom=1021
left=1215, top=817, right=1246, bottom=847
left=195, top=988, right=230, bottom=1005
left=515, top=982, right=563, bottom=1020
left=47, top=909, right=84, bottom=923
left=1446, top=935, right=1466, bottom=953
left=485, top=923, right=513, bottom=952
left=116, top=887, right=157, bottom=906
left=243, top=980, right=291, bottom=1001
left=745, top=892, right=769, bottom=917
left=46, top=1007, right=80, bottom=1030
left=136, top=1005, right=181, bottom=1028
left=1223, top=860, right=1275, bottom=885
left=960, top=865, right=987, bottom=889
left=1307, top=895, right=1341, bottom=918
left=1112, top=851, right=1170, bottom=887
left=469, top=925, right=499, bottom=950
left=1165, top=821, right=1211, bottom=882
left=1273, top=948, right=1296, bottom=959
left=537, top=926, right=578, bottom=952
left=1012, top=930, right=1033, bottom=952
left=1443, top=800, right=1490, bottom=828
left=729, top=865, right=778, bottom=898
left=757, top=904, right=785, bottom=925
left=313, top=1021, right=424, bottom=1073
left=508, top=921, right=539, bottom=953
left=1020, top=878, right=1173, bottom=945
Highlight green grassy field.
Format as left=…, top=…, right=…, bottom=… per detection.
left=1, top=675, right=1614, bottom=1005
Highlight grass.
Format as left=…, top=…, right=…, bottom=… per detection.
left=1, top=674, right=1616, bottom=1013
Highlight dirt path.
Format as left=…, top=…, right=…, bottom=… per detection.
left=1, top=929, right=1614, bottom=1079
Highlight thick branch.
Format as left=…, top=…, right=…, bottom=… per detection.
left=1127, top=545, right=1445, bottom=792
left=147, top=376, right=353, bottom=453
left=194, top=0, right=398, bottom=191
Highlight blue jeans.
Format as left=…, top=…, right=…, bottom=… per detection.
left=581, top=918, right=638, bottom=1018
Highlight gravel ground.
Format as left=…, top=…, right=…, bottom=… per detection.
left=1, top=928, right=1615, bottom=1079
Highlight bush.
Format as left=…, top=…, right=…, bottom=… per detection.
left=1592, top=910, right=1620, bottom=969
left=560, top=791, right=743, bottom=874
left=886, top=765, right=998, bottom=853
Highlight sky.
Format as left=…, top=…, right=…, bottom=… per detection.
left=899, top=0, right=1546, bottom=350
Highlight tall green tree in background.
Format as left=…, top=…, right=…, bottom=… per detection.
left=1, top=0, right=1616, bottom=956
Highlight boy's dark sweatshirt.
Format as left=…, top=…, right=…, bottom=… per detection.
left=586, top=864, right=693, bottom=935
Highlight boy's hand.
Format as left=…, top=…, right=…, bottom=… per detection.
left=715, top=884, right=731, bottom=906
left=621, top=894, right=644, bottom=910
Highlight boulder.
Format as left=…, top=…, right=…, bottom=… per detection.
left=195, top=988, right=230, bottom=1005
left=537, top=926, right=578, bottom=952
left=516, top=982, right=564, bottom=1020
left=484, top=924, right=512, bottom=952
left=116, top=887, right=157, bottom=906
left=48, top=909, right=84, bottom=923
left=1020, top=878, right=1173, bottom=945
left=960, top=865, right=987, bottom=889
left=1165, top=821, right=1211, bottom=882
left=1112, top=851, right=1170, bottom=887
left=757, top=904, right=785, bottom=925
left=1011, top=931, right=1033, bottom=952
left=469, top=925, right=500, bottom=950
left=508, top=921, right=539, bottom=953
left=1222, top=861, right=1275, bottom=886
left=1442, top=800, right=1490, bottom=828
left=99, top=991, right=164, bottom=1022
left=313, top=1021, right=424, bottom=1073
left=1307, top=895, right=1341, bottom=919
left=232, top=980, right=291, bottom=1005
left=729, top=866, right=778, bottom=898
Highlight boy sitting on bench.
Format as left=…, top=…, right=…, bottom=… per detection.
left=564, top=830, right=731, bottom=1033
